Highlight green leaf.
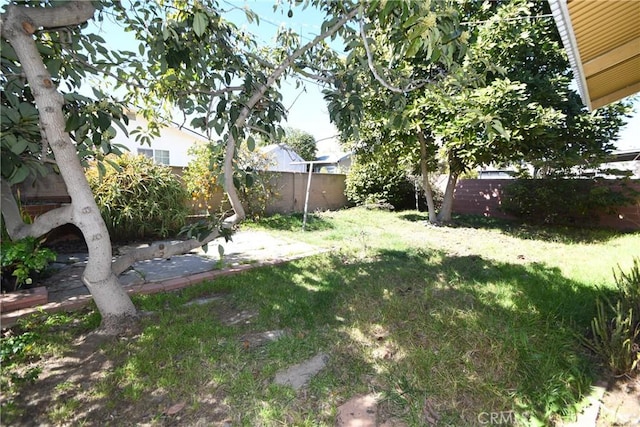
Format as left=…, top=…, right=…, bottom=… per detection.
left=97, top=161, right=106, bottom=182
left=4, top=108, right=21, bottom=123
left=97, top=111, right=111, bottom=132
left=246, top=136, right=255, bottom=151
left=193, top=12, right=207, bottom=37
left=65, top=113, right=82, bottom=132
left=9, top=166, right=30, bottom=185
left=1, top=154, right=15, bottom=177
left=491, top=120, right=509, bottom=139
left=9, top=137, right=28, bottom=155
left=216, top=99, right=227, bottom=115
left=1, top=39, right=18, bottom=61
left=406, top=37, right=422, bottom=58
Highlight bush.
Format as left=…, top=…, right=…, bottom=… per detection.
left=501, top=178, right=636, bottom=226
left=585, top=258, right=640, bottom=375
left=1, top=237, right=56, bottom=292
left=86, top=154, right=189, bottom=241
left=183, top=142, right=279, bottom=220
left=346, top=160, right=422, bottom=210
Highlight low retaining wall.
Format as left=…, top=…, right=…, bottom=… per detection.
left=452, top=179, right=640, bottom=231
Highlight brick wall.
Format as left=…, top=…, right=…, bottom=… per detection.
left=452, top=179, right=640, bottom=231
left=452, top=179, right=516, bottom=220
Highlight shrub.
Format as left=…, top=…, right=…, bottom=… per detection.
left=501, top=178, right=637, bottom=226
left=86, top=154, right=189, bottom=241
left=346, top=160, right=420, bottom=210
left=182, top=143, right=225, bottom=216
left=585, top=258, right=640, bottom=375
left=183, top=142, right=279, bottom=220
left=1, top=237, right=56, bottom=292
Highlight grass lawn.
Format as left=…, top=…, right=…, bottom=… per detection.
left=1, top=208, right=638, bottom=426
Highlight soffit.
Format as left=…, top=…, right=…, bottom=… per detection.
left=551, top=0, right=640, bottom=110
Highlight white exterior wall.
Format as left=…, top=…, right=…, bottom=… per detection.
left=112, top=115, right=206, bottom=167
left=261, top=144, right=307, bottom=172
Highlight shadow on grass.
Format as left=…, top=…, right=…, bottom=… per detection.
left=5, top=248, right=615, bottom=425
left=248, top=212, right=334, bottom=232
left=361, top=248, right=613, bottom=423
left=399, top=212, right=628, bottom=244
left=203, top=248, right=613, bottom=423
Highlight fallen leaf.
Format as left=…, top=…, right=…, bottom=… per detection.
left=165, top=401, right=186, bottom=415
left=422, top=398, right=440, bottom=426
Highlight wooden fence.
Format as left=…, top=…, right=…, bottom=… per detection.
left=452, top=179, right=640, bottom=231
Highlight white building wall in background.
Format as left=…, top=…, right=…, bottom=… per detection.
left=111, top=114, right=206, bottom=167
left=259, top=144, right=307, bottom=172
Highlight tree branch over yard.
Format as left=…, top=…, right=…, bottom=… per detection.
left=0, top=0, right=360, bottom=332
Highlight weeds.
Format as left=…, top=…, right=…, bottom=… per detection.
left=585, top=258, right=640, bottom=376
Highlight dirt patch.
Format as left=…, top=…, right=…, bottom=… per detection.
left=6, top=326, right=232, bottom=426
left=9, top=332, right=117, bottom=426
left=597, top=375, right=640, bottom=426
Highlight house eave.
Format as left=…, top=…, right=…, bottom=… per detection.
left=549, top=0, right=640, bottom=111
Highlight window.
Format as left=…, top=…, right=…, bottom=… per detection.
left=137, top=148, right=170, bottom=165
left=154, top=150, right=170, bottom=165
left=138, top=148, right=153, bottom=159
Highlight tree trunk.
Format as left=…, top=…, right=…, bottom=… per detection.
left=418, top=130, right=437, bottom=223
left=1, top=2, right=137, bottom=332
left=1, top=178, right=75, bottom=239
left=437, top=172, right=458, bottom=223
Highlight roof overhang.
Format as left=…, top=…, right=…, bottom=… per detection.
left=549, top=0, right=640, bottom=111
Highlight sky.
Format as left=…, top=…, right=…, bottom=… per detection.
left=221, top=0, right=640, bottom=152
left=7, top=0, right=636, bottom=153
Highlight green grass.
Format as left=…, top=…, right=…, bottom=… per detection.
left=1, top=208, right=638, bottom=426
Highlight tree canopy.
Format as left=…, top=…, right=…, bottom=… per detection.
left=280, top=127, right=317, bottom=161
left=337, top=0, right=632, bottom=222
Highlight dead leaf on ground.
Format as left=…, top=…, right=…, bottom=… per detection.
left=165, top=401, right=186, bottom=415
left=422, top=397, right=440, bottom=426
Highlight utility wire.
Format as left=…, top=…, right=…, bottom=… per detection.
left=461, top=13, right=553, bottom=26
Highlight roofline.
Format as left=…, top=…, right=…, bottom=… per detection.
left=549, top=0, right=592, bottom=110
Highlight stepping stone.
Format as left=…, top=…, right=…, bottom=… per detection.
left=273, top=353, right=328, bottom=390
left=183, top=296, right=223, bottom=306
left=240, top=330, right=285, bottom=348
left=222, top=310, right=256, bottom=326
left=336, top=394, right=378, bottom=427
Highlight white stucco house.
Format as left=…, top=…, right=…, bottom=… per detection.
left=111, top=113, right=206, bottom=167
left=312, top=151, right=352, bottom=174
left=258, top=143, right=307, bottom=172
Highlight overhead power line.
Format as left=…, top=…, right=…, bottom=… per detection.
left=461, top=13, right=553, bottom=26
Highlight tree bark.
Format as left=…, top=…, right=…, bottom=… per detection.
left=437, top=172, right=458, bottom=223
left=1, top=178, right=75, bottom=239
left=111, top=230, right=223, bottom=276
left=418, top=130, right=437, bottom=223
left=1, top=2, right=137, bottom=332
